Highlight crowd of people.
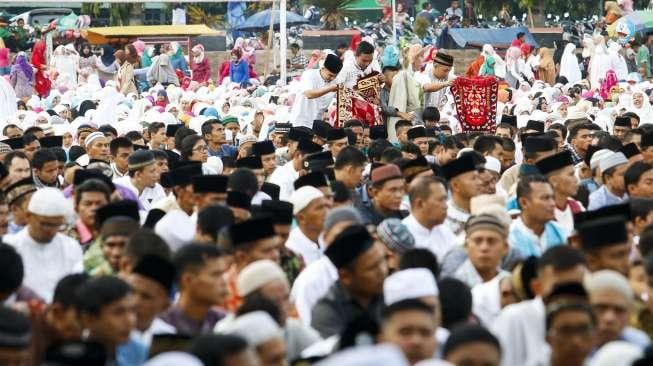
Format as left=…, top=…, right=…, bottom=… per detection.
left=1, top=10, right=653, bottom=366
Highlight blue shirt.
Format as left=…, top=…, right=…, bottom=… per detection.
left=229, top=60, right=250, bottom=84
left=208, top=144, right=238, bottom=158
left=587, top=186, right=628, bottom=210
left=116, top=337, right=148, bottom=366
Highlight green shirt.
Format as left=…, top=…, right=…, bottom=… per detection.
left=637, top=46, right=651, bottom=78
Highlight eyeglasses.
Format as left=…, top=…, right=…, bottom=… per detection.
left=193, top=145, right=208, bottom=152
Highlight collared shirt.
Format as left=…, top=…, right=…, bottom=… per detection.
left=291, top=52, right=309, bottom=69
left=111, top=162, right=127, bottom=178
left=286, top=226, right=324, bottom=266
left=269, top=161, right=300, bottom=201
left=116, top=337, right=148, bottom=366
left=422, top=64, right=454, bottom=110
left=453, top=258, right=509, bottom=289
left=131, top=317, right=176, bottom=349
left=291, top=256, right=339, bottom=325
left=554, top=198, right=584, bottom=233
left=508, top=217, right=568, bottom=257
left=151, top=193, right=180, bottom=213
left=402, top=214, right=457, bottom=261
left=336, top=58, right=379, bottom=89
left=444, top=200, right=470, bottom=243
left=357, top=200, right=406, bottom=226
left=588, top=185, right=628, bottom=211
left=310, top=281, right=384, bottom=338
left=564, top=144, right=584, bottom=165
left=3, top=228, right=83, bottom=302
left=289, top=68, right=336, bottom=128
left=114, top=176, right=166, bottom=211
left=208, top=144, right=237, bottom=158
left=159, top=305, right=225, bottom=336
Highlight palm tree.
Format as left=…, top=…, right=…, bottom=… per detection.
left=305, top=0, right=357, bottom=30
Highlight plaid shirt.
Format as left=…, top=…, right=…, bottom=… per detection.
left=291, top=52, right=308, bottom=69
left=564, top=144, right=584, bottom=165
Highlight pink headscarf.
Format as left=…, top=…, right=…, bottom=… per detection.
left=600, top=69, right=618, bottom=100
left=132, top=40, right=145, bottom=57
left=520, top=43, right=531, bottom=57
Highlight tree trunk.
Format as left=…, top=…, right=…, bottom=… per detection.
left=530, top=2, right=546, bottom=27
left=128, top=4, right=142, bottom=26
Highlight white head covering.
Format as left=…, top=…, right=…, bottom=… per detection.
left=589, top=341, right=643, bottom=366
left=560, top=43, right=581, bottom=84
left=315, top=344, right=409, bottom=366
left=590, top=149, right=613, bottom=170
left=219, top=311, right=282, bottom=347
left=484, top=156, right=502, bottom=174
left=28, top=188, right=73, bottom=217
left=144, top=352, right=203, bottom=366
left=289, top=186, right=324, bottom=215
left=599, top=152, right=628, bottom=174
left=84, top=131, right=105, bottom=147
left=237, top=259, right=288, bottom=297
left=383, top=268, right=439, bottom=305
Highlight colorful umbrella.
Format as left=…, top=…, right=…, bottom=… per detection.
left=608, top=10, right=653, bottom=44
left=234, top=9, right=308, bottom=31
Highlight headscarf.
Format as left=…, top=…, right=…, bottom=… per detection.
left=539, top=47, right=554, bottom=71
left=147, top=54, right=179, bottom=86
left=171, top=42, right=184, bottom=61
left=520, top=43, right=531, bottom=58
left=628, top=88, right=652, bottom=123
left=600, top=70, right=618, bottom=100
left=100, top=45, right=116, bottom=66
left=381, top=45, right=400, bottom=68
left=12, top=52, right=33, bottom=80
left=79, top=42, right=93, bottom=58
left=125, top=44, right=140, bottom=66
left=192, top=44, right=205, bottom=64
left=479, top=55, right=496, bottom=76
left=114, top=50, right=126, bottom=64
left=31, top=40, right=47, bottom=68
left=132, top=40, right=146, bottom=57
left=307, top=50, right=322, bottom=69
left=560, top=43, right=582, bottom=84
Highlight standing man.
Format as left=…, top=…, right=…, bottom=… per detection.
left=336, top=41, right=380, bottom=88
left=288, top=54, right=343, bottom=128
left=423, top=52, right=455, bottom=111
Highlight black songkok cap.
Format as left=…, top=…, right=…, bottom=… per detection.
left=4, top=177, right=36, bottom=206
left=327, top=128, right=347, bottom=142
left=370, top=125, right=388, bottom=140
left=168, top=161, right=203, bottom=186
left=132, top=255, right=176, bottom=295
left=303, top=150, right=333, bottom=168
left=260, top=182, right=281, bottom=201
left=525, top=120, right=545, bottom=133
left=192, top=174, right=229, bottom=194
left=399, top=156, right=430, bottom=179
left=72, top=169, right=115, bottom=191
left=535, top=150, right=573, bottom=176
left=229, top=216, right=276, bottom=246
left=433, top=52, right=454, bottom=67
left=159, top=172, right=173, bottom=189
left=273, top=122, right=292, bottom=134
left=441, top=154, right=477, bottom=181
left=313, top=120, right=333, bottom=139
left=165, top=124, right=183, bottom=137
left=252, top=140, right=276, bottom=156
left=578, top=216, right=628, bottom=250
left=324, top=225, right=374, bottom=269
left=94, top=200, right=140, bottom=228
left=407, top=126, right=427, bottom=140
left=143, top=208, right=166, bottom=229
left=501, top=114, right=518, bottom=128
left=294, top=171, right=329, bottom=190
left=45, top=340, right=107, bottom=365
left=226, top=190, right=252, bottom=210
left=236, top=156, right=263, bottom=170
left=39, top=135, right=63, bottom=148
left=0, top=306, right=31, bottom=348
left=620, top=142, right=641, bottom=158
left=641, top=132, right=653, bottom=149
left=614, top=116, right=631, bottom=128
left=288, top=127, right=314, bottom=141
left=573, top=202, right=631, bottom=228
left=297, top=139, right=323, bottom=154
left=2, top=137, right=24, bottom=150
left=324, top=53, right=343, bottom=73
left=260, top=199, right=293, bottom=225
left=128, top=150, right=155, bottom=171
left=522, top=136, right=556, bottom=153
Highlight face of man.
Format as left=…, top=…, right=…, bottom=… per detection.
left=337, top=164, right=364, bottom=189
left=590, top=289, right=630, bottom=347
left=76, top=191, right=109, bottom=229
left=150, top=128, right=166, bottom=148
left=520, top=182, right=556, bottom=223
left=88, top=137, right=110, bottom=161
left=320, top=67, right=338, bottom=83
left=432, top=63, right=452, bottom=80
left=465, top=229, right=508, bottom=276
left=546, top=309, right=596, bottom=366
left=381, top=310, right=437, bottom=365
left=445, top=342, right=501, bottom=366
left=112, top=147, right=133, bottom=176
left=613, top=126, right=630, bottom=141
left=225, top=123, right=240, bottom=140
left=572, top=129, right=593, bottom=154
left=102, top=235, right=129, bottom=272
left=604, top=164, right=628, bottom=196
left=23, top=141, right=40, bottom=161
left=246, top=236, right=281, bottom=264
left=4, top=126, right=22, bottom=139
left=342, top=243, right=387, bottom=299
left=261, top=153, right=277, bottom=176
left=628, top=169, right=653, bottom=198
left=27, top=213, right=65, bottom=243
left=550, top=166, right=579, bottom=198
left=418, top=182, right=448, bottom=227
left=351, top=126, right=365, bottom=148
left=437, top=147, right=459, bottom=166
left=451, top=170, right=481, bottom=201
left=260, top=279, right=291, bottom=323
left=196, top=192, right=227, bottom=211
left=36, top=160, right=59, bottom=185
left=495, top=127, right=512, bottom=139
left=126, top=273, right=170, bottom=332
left=135, top=164, right=159, bottom=189
left=185, top=257, right=229, bottom=306
left=642, top=147, right=653, bottom=165
left=210, top=123, right=226, bottom=145
left=413, top=137, right=430, bottom=156
left=329, top=138, right=349, bottom=158
left=538, top=264, right=587, bottom=298
left=8, top=157, right=31, bottom=183
left=356, top=52, right=374, bottom=70
left=84, top=294, right=136, bottom=346
left=587, top=244, right=631, bottom=276
left=372, top=178, right=405, bottom=212
left=297, top=197, right=329, bottom=233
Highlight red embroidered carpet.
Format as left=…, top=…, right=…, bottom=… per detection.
left=451, top=76, right=498, bottom=133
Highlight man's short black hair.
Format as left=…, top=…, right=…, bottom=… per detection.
left=74, top=179, right=111, bottom=207
left=443, top=324, right=501, bottom=358
left=422, top=107, right=440, bottom=121
left=53, top=273, right=90, bottom=308
left=567, top=122, right=594, bottom=143
left=380, top=147, right=403, bottom=164
left=2, top=124, right=20, bottom=136
left=148, top=122, right=165, bottom=135
left=197, top=205, right=235, bottom=243
left=31, top=148, right=57, bottom=169
left=24, top=126, right=43, bottom=136
left=501, top=137, right=516, bottom=152
left=109, top=137, right=133, bottom=156
left=98, top=125, right=118, bottom=137
left=473, top=135, right=501, bottom=155
left=395, top=120, right=413, bottom=131
left=368, top=139, right=394, bottom=162
left=175, top=127, right=197, bottom=150
left=625, top=161, right=653, bottom=194
left=188, top=334, right=249, bottom=366
left=400, top=142, right=421, bottom=156
left=549, top=123, right=568, bottom=140
left=356, top=41, right=375, bottom=56
left=51, top=147, right=66, bottom=163
left=439, top=277, right=472, bottom=329
left=335, top=146, right=367, bottom=169
left=0, top=243, right=23, bottom=296
left=228, top=168, right=259, bottom=197
left=516, top=174, right=550, bottom=200
left=124, top=229, right=171, bottom=264
left=517, top=32, right=525, bottom=38
left=201, top=120, right=221, bottom=137
left=343, top=119, right=364, bottom=129
left=173, top=244, right=225, bottom=279
left=442, top=135, right=464, bottom=150
left=382, top=299, right=435, bottom=321
left=537, top=245, right=586, bottom=275
left=76, top=276, right=131, bottom=315
left=290, top=43, right=300, bottom=49
left=639, top=224, right=653, bottom=258
left=23, top=133, right=39, bottom=145
left=399, top=248, right=440, bottom=281
left=124, top=131, right=143, bottom=143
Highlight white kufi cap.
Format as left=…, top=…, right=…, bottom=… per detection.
left=383, top=268, right=439, bottom=305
